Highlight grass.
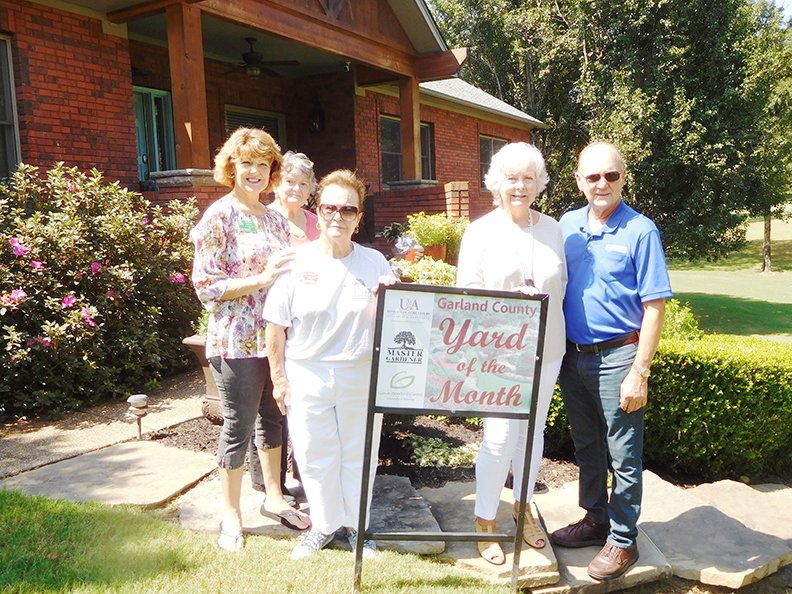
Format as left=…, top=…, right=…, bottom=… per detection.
left=0, top=490, right=507, bottom=594
left=668, top=217, right=792, bottom=341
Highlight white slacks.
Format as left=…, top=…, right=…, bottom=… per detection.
left=474, top=357, right=563, bottom=520
left=285, top=359, right=382, bottom=535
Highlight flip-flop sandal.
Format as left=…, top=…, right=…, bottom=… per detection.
left=513, top=510, right=547, bottom=549
left=217, top=520, right=244, bottom=551
left=475, top=521, right=505, bottom=565
left=275, top=508, right=311, bottom=531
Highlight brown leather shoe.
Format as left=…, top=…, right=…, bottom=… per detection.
left=587, top=543, right=639, bottom=581
left=550, top=515, right=608, bottom=548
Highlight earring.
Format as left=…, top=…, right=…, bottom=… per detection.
left=354, top=225, right=360, bottom=233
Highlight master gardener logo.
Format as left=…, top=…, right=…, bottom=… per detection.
left=385, top=330, right=424, bottom=364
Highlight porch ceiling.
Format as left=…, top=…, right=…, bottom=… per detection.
left=62, top=0, right=451, bottom=79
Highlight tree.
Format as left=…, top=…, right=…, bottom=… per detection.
left=393, top=331, right=416, bottom=349
left=427, top=0, right=792, bottom=261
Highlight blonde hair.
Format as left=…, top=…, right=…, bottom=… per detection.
left=484, top=142, right=549, bottom=205
left=316, top=169, right=366, bottom=210
left=213, top=127, right=282, bottom=191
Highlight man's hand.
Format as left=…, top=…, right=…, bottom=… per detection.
left=619, top=369, right=648, bottom=412
left=272, top=378, right=290, bottom=415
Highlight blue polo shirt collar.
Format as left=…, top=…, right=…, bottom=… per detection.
left=583, top=200, right=626, bottom=237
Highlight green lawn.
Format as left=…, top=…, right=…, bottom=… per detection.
left=668, top=217, right=792, bottom=342
left=0, top=490, right=506, bottom=594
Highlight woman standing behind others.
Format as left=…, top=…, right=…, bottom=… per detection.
left=456, top=142, right=567, bottom=565
left=269, top=151, right=319, bottom=245
left=190, top=127, right=308, bottom=551
left=264, top=170, right=396, bottom=560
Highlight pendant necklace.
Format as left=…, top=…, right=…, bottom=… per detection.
left=516, top=210, right=536, bottom=288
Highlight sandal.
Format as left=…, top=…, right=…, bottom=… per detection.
left=512, top=509, right=546, bottom=549
left=475, top=520, right=505, bottom=565
left=217, top=520, right=244, bottom=552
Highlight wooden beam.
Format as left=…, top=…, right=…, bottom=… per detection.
left=167, top=3, right=210, bottom=169
left=399, top=76, right=421, bottom=181
left=199, top=0, right=417, bottom=77
left=355, top=64, right=399, bottom=87
left=107, top=0, right=202, bottom=24
left=414, top=47, right=469, bottom=81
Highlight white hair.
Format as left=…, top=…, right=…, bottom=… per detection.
left=281, top=151, right=317, bottom=194
left=484, top=142, right=549, bottom=205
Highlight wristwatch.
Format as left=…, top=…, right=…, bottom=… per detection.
left=632, top=364, right=651, bottom=379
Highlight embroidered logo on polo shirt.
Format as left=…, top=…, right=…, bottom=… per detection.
left=605, top=243, right=628, bottom=254
left=299, top=272, right=319, bottom=284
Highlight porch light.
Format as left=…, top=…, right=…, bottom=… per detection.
left=246, top=65, right=261, bottom=78
left=127, top=393, right=149, bottom=439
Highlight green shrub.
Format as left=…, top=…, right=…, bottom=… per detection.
left=406, top=211, right=455, bottom=247
left=545, top=335, right=792, bottom=481
left=411, top=435, right=479, bottom=467
left=662, top=298, right=704, bottom=340
left=0, top=163, right=200, bottom=421
left=391, top=257, right=457, bottom=286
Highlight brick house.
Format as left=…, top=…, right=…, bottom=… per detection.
left=1, top=0, right=545, bottom=243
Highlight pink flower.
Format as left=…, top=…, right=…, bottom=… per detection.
left=80, top=307, right=96, bottom=327
left=31, top=260, right=44, bottom=270
left=169, top=272, right=186, bottom=284
left=61, top=295, right=76, bottom=308
left=9, top=237, right=29, bottom=257
left=90, top=262, right=102, bottom=275
left=142, top=216, right=150, bottom=226
left=2, top=289, right=27, bottom=306
left=10, top=289, right=27, bottom=301
left=106, top=289, right=118, bottom=299
left=39, top=337, right=52, bottom=348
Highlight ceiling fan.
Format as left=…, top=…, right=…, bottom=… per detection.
left=229, top=37, right=300, bottom=78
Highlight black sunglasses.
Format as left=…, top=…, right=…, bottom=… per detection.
left=318, top=204, right=360, bottom=221
left=583, top=171, right=621, bottom=184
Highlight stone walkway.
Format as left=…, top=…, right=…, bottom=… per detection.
left=1, top=369, right=791, bottom=592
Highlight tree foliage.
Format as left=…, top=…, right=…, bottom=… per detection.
left=429, top=0, right=791, bottom=260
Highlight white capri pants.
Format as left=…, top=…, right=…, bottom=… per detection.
left=474, top=356, right=563, bottom=520
left=285, top=358, right=382, bottom=535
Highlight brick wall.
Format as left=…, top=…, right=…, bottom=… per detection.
left=354, top=89, right=533, bottom=225
left=3, top=1, right=138, bottom=186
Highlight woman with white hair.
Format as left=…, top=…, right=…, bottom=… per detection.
left=456, top=141, right=567, bottom=565
left=268, top=151, right=319, bottom=245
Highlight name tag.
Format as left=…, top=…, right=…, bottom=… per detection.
left=605, top=243, right=628, bottom=254
left=238, top=219, right=257, bottom=233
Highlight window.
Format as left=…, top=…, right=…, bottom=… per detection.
left=0, top=38, right=20, bottom=179
left=224, top=105, right=286, bottom=148
left=380, top=115, right=434, bottom=183
left=133, top=87, right=176, bottom=180
left=480, top=135, right=507, bottom=188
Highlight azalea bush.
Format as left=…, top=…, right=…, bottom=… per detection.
left=0, top=163, right=200, bottom=421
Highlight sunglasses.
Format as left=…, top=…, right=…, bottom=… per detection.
left=583, top=171, right=621, bottom=184
left=318, top=204, right=360, bottom=221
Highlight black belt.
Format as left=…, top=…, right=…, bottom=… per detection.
left=568, top=331, right=640, bottom=354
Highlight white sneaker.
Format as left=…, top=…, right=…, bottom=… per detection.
left=346, top=529, right=377, bottom=558
left=290, top=528, right=334, bottom=560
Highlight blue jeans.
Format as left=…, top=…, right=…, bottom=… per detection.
left=559, top=342, right=644, bottom=548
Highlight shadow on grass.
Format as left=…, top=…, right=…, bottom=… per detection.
left=675, top=292, right=792, bottom=337
left=0, top=490, right=203, bottom=592
left=670, top=239, right=792, bottom=271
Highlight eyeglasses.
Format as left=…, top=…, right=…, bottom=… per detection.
left=583, top=171, right=621, bottom=184
left=318, top=204, right=360, bottom=221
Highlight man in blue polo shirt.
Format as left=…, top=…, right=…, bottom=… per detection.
left=550, top=142, right=672, bottom=581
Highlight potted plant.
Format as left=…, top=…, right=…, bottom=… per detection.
left=406, top=212, right=455, bottom=261
left=182, top=310, right=222, bottom=424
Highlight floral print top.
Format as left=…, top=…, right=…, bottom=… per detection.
left=190, top=195, right=290, bottom=359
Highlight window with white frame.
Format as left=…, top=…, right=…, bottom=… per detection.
left=0, top=38, right=21, bottom=179
left=480, top=135, right=507, bottom=188
left=133, top=86, right=176, bottom=181
left=380, top=115, right=434, bottom=183
left=224, top=105, right=286, bottom=148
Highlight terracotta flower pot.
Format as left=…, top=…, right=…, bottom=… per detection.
left=182, top=335, right=223, bottom=425
left=422, top=244, right=447, bottom=261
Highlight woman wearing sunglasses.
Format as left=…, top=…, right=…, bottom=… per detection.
left=456, top=142, right=567, bottom=565
left=263, top=169, right=396, bottom=560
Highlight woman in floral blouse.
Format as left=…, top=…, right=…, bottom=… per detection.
left=190, top=127, right=309, bottom=551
